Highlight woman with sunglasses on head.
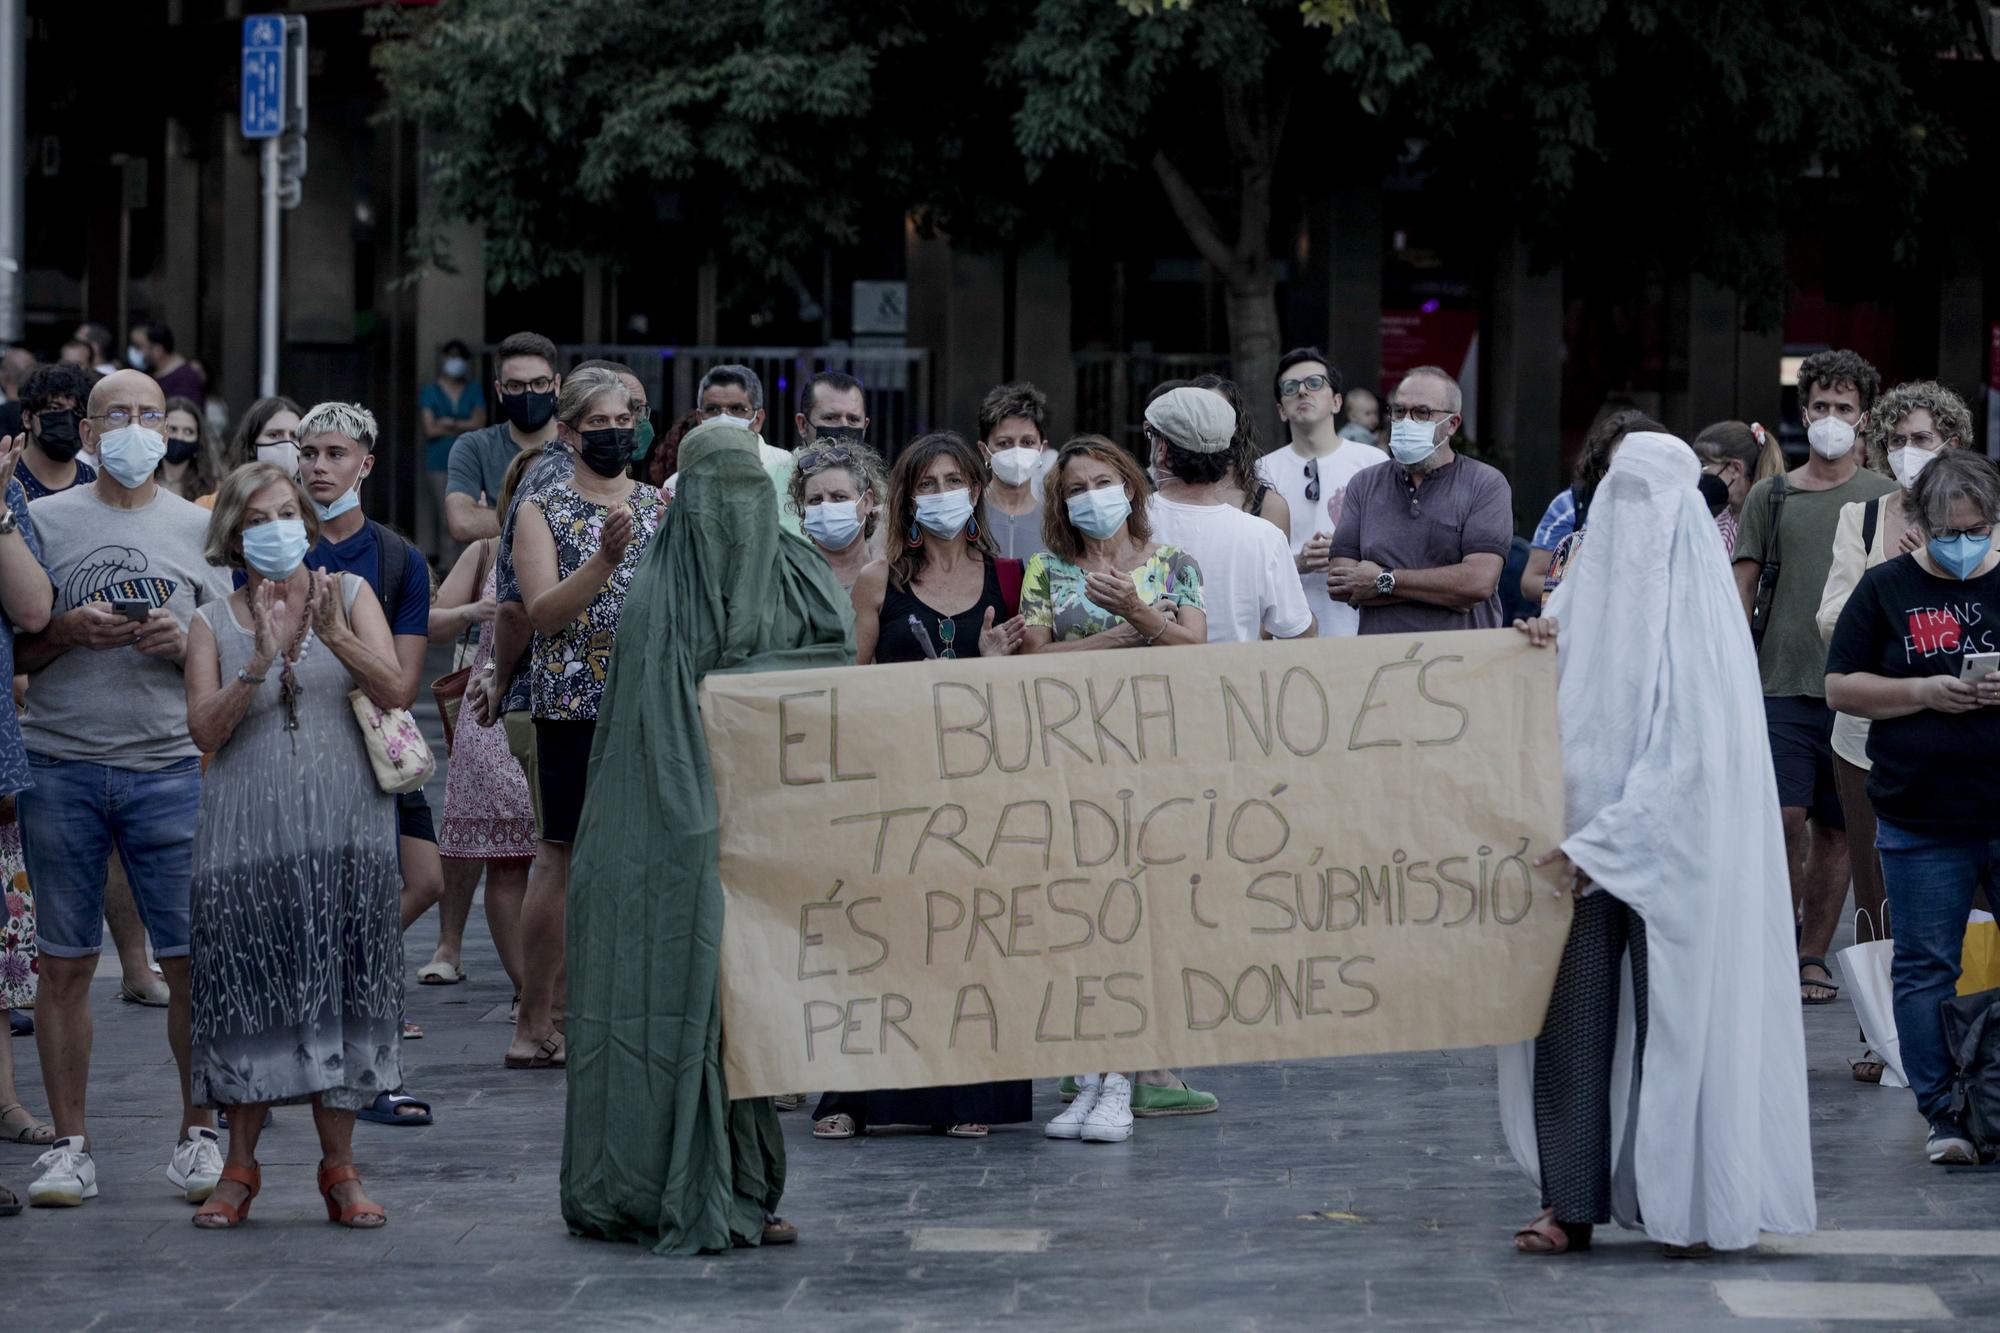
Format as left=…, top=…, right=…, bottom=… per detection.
left=788, top=439, right=888, bottom=591
left=817, top=431, right=1029, bottom=1143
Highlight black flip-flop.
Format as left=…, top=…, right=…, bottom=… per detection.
left=1798, top=956, right=1841, bottom=1005
left=357, top=1092, right=433, bottom=1126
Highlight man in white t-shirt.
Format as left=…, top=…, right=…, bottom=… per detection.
left=1254, top=347, right=1385, bottom=636
left=1146, top=386, right=1315, bottom=643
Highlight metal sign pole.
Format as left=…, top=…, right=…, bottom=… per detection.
left=260, top=137, right=280, bottom=397
left=242, top=13, right=288, bottom=398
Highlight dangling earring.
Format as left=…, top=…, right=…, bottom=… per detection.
left=906, top=520, right=923, bottom=548
left=965, top=512, right=980, bottom=542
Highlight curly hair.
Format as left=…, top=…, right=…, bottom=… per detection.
left=1572, top=408, right=1666, bottom=524
left=789, top=439, right=888, bottom=540
left=1862, top=380, right=1975, bottom=474
left=1796, top=349, right=1882, bottom=412
left=1191, top=373, right=1264, bottom=499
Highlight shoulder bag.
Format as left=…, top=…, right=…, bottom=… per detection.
left=1749, top=474, right=1789, bottom=649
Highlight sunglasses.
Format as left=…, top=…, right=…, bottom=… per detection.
left=936, top=616, right=958, bottom=659
left=1304, top=461, right=1320, bottom=505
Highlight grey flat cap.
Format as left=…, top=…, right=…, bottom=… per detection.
left=1144, top=386, right=1236, bottom=454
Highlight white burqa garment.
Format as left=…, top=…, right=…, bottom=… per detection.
left=1496, top=432, right=1816, bottom=1250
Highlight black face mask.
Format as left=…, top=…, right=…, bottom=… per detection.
left=34, top=409, right=82, bottom=462
left=1698, top=472, right=1731, bottom=517
left=807, top=423, right=865, bottom=448
left=166, top=436, right=201, bottom=466
left=500, top=389, right=558, bottom=432
left=577, top=427, right=635, bottom=478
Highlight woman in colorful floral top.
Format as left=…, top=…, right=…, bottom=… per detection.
left=1021, top=435, right=1207, bottom=652
left=509, top=369, right=663, bottom=1070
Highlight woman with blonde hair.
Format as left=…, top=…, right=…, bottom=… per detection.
left=787, top=439, right=887, bottom=590
left=182, top=461, right=408, bottom=1228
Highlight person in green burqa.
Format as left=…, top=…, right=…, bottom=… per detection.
left=561, top=417, right=853, bottom=1254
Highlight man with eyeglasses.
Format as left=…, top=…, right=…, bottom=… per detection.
left=664, top=364, right=801, bottom=535
left=1257, top=346, right=1386, bottom=636
left=445, top=331, right=563, bottom=543
left=14, top=363, right=99, bottom=501
left=12, top=369, right=234, bottom=1209
left=1328, top=364, right=1513, bottom=634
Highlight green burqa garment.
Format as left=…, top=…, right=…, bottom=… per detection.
left=561, top=422, right=854, bottom=1254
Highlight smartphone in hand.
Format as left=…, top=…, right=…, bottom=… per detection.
left=108, top=598, right=151, bottom=623
left=1959, top=651, right=2000, bottom=683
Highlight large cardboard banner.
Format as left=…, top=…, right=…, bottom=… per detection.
left=703, top=630, right=1572, bottom=1098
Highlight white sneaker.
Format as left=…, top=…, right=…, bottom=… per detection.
left=168, top=1126, right=224, bottom=1203
left=1927, top=1122, right=1979, bottom=1165
left=28, top=1137, right=98, bottom=1207
left=1046, top=1076, right=1102, bottom=1139
left=1081, top=1074, right=1134, bottom=1143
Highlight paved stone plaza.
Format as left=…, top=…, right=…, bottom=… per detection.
left=5, top=911, right=1995, bottom=1331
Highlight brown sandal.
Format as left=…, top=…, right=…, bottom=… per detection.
left=192, top=1163, right=261, bottom=1229
left=503, top=1033, right=566, bottom=1069
left=0, top=1103, right=55, bottom=1146
left=319, top=1162, right=387, bottom=1228
left=1513, top=1207, right=1591, bottom=1254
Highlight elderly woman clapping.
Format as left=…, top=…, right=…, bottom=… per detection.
left=1827, top=447, right=2000, bottom=1167
left=182, top=462, right=407, bottom=1228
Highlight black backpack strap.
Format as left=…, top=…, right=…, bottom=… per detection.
left=369, top=519, right=413, bottom=630
left=1750, top=474, right=1789, bottom=648
left=1861, top=497, right=1880, bottom=555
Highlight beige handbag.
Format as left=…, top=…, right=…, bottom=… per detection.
left=349, top=688, right=437, bottom=795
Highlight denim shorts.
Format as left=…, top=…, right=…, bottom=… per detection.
left=17, top=753, right=202, bottom=959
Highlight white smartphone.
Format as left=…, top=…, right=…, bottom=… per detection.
left=1960, top=651, right=2000, bottom=683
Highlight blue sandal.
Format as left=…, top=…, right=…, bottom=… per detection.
left=357, top=1092, right=432, bottom=1126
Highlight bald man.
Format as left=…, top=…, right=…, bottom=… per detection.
left=14, top=368, right=234, bottom=1210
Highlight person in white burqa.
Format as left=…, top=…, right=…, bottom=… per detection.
left=1500, top=431, right=1817, bottom=1255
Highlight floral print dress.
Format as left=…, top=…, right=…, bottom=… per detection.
left=1019, top=545, right=1205, bottom=641
left=1, top=822, right=34, bottom=1009
left=530, top=481, right=664, bottom=720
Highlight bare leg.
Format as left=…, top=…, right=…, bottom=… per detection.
left=0, top=1003, right=52, bottom=1141
left=103, top=860, right=157, bottom=995
left=398, top=833, right=444, bottom=933
left=309, top=1098, right=381, bottom=1221
left=430, top=856, right=481, bottom=972
left=1780, top=805, right=1809, bottom=920
left=1798, top=823, right=1851, bottom=971
left=157, top=956, right=212, bottom=1139
left=33, top=953, right=95, bottom=1142
left=481, top=859, right=529, bottom=994
left=195, top=1100, right=269, bottom=1222
left=506, top=840, right=568, bottom=1061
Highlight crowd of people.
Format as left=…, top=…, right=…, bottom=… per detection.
left=0, top=327, right=1987, bottom=1263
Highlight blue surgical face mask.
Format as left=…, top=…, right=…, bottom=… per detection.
left=240, top=518, right=310, bottom=581
left=1388, top=417, right=1443, bottom=470
left=96, top=424, right=168, bottom=488
left=315, top=483, right=361, bottom=522
left=1066, top=486, right=1132, bottom=540
left=914, top=488, right=975, bottom=540
left=804, top=499, right=863, bottom=551
left=1929, top=533, right=1991, bottom=580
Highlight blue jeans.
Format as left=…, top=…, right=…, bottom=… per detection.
left=16, top=753, right=202, bottom=959
left=1875, top=817, right=1994, bottom=1124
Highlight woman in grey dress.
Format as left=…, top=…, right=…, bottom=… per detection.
left=181, top=461, right=408, bottom=1229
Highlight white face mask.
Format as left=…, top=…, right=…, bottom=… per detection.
left=1889, top=446, right=1938, bottom=492
left=96, top=424, right=167, bottom=488
left=1806, top=416, right=1856, bottom=461
left=256, top=441, right=301, bottom=479
left=803, top=499, right=863, bottom=551
left=988, top=446, right=1040, bottom=487
left=705, top=413, right=754, bottom=432
left=1388, top=417, right=1443, bottom=470
left=913, top=488, right=975, bottom=540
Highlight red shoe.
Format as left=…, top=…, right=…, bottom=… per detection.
left=318, top=1162, right=387, bottom=1228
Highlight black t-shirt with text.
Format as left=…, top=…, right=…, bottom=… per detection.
left=1826, top=553, right=2000, bottom=836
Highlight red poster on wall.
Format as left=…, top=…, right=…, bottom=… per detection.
left=1380, top=309, right=1479, bottom=393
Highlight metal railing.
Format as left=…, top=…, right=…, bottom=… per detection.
left=478, top=343, right=932, bottom=455
left=1074, top=350, right=1234, bottom=448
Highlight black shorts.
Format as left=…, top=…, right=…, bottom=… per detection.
left=396, top=788, right=437, bottom=844
left=1764, top=695, right=1845, bottom=830
left=534, top=719, right=598, bottom=845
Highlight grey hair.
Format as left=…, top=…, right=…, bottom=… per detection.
left=1397, top=365, right=1463, bottom=414
left=556, top=366, right=630, bottom=428
left=1908, top=448, right=2000, bottom=541
left=698, top=363, right=765, bottom=413
left=299, top=401, right=380, bottom=451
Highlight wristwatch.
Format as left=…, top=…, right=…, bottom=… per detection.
left=1374, top=568, right=1397, bottom=597
left=0, top=509, right=17, bottom=536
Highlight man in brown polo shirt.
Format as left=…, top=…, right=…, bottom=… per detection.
left=1328, top=364, right=1514, bottom=633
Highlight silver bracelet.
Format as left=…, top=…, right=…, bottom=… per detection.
left=236, top=667, right=268, bottom=686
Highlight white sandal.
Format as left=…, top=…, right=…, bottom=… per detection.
left=813, top=1113, right=857, bottom=1140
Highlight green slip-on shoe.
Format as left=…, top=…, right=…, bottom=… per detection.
left=1131, top=1083, right=1219, bottom=1117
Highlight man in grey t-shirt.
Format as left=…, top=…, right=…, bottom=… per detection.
left=1329, top=365, right=1513, bottom=634
left=15, top=369, right=233, bottom=1210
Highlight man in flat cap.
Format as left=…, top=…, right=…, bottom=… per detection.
left=1328, top=365, right=1513, bottom=634
left=1145, top=384, right=1316, bottom=643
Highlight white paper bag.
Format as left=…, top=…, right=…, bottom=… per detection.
left=1836, top=908, right=1908, bottom=1089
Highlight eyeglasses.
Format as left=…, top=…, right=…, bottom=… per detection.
left=91, top=408, right=168, bottom=429
left=936, top=615, right=957, bottom=660
left=1304, top=461, right=1320, bottom=504
left=701, top=404, right=755, bottom=420
left=499, top=377, right=556, bottom=395
left=1279, top=374, right=1330, bottom=398
left=1934, top=524, right=1993, bottom=541
left=1893, top=431, right=1946, bottom=450
left=1389, top=404, right=1452, bottom=423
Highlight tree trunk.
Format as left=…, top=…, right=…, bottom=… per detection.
left=1224, top=270, right=1282, bottom=449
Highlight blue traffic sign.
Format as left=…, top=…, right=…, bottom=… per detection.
left=241, top=15, right=286, bottom=139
